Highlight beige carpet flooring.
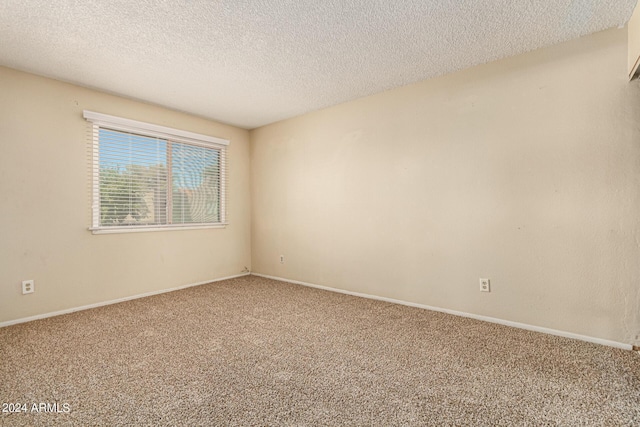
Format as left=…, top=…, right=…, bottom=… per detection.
left=1, top=275, right=638, bottom=426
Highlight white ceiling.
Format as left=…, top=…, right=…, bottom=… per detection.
left=0, top=1, right=636, bottom=129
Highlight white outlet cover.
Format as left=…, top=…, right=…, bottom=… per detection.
left=22, top=279, right=35, bottom=294
left=479, top=278, right=490, bottom=292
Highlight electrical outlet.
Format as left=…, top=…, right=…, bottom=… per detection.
left=479, top=278, right=490, bottom=292
left=280, top=255, right=285, bottom=264
left=22, top=280, right=35, bottom=295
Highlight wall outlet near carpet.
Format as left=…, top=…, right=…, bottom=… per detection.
left=479, top=278, right=490, bottom=292
left=280, top=255, right=285, bottom=264
left=22, top=280, right=35, bottom=295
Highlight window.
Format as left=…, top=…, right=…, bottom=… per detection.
left=84, top=111, right=228, bottom=233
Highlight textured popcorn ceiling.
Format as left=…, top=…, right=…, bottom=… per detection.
left=0, top=1, right=636, bottom=129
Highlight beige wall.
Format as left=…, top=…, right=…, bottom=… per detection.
left=0, top=66, right=251, bottom=323
left=251, top=28, right=640, bottom=345
left=629, top=3, right=640, bottom=78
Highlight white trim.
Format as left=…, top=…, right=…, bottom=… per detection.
left=91, top=123, right=100, bottom=230
left=0, top=273, right=249, bottom=328
left=251, top=273, right=632, bottom=351
left=219, top=146, right=227, bottom=224
left=83, top=110, right=229, bottom=147
left=90, top=223, right=227, bottom=234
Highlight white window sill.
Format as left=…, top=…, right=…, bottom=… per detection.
left=90, top=224, right=227, bottom=234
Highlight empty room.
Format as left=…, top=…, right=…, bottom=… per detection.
left=1, top=0, right=639, bottom=425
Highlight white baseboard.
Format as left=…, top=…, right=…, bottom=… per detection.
left=252, top=273, right=632, bottom=351
left=0, top=272, right=250, bottom=328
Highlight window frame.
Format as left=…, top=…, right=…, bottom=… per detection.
left=84, top=110, right=229, bottom=234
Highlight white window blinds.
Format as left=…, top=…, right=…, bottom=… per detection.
left=84, top=111, right=228, bottom=233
